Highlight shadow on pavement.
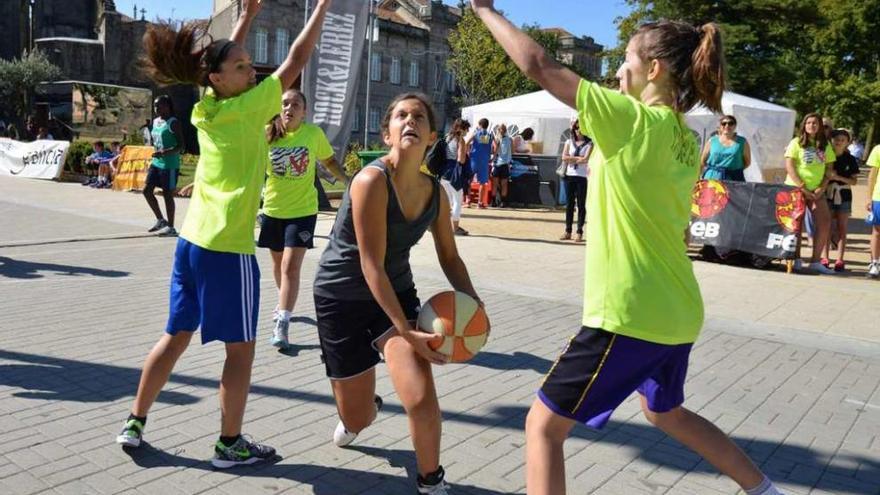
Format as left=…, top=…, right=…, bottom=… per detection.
left=3, top=349, right=877, bottom=493
left=125, top=442, right=521, bottom=495
left=468, top=351, right=553, bottom=374
left=0, top=256, right=130, bottom=280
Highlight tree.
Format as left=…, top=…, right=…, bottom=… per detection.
left=447, top=8, right=565, bottom=106
left=0, top=50, right=62, bottom=125
left=610, top=0, right=880, bottom=145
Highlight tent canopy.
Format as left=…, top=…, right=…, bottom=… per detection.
left=460, top=90, right=797, bottom=182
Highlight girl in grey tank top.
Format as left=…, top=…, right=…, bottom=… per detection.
left=312, top=93, right=483, bottom=494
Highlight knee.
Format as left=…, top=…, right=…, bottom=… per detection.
left=143, top=187, right=154, bottom=197
left=525, top=402, right=567, bottom=445
left=642, top=404, right=686, bottom=429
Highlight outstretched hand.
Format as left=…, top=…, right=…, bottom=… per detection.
left=470, top=0, right=495, bottom=12
left=242, top=0, right=263, bottom=18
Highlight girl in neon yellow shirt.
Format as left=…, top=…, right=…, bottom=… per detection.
left=115, top=0, right=333, bottom=469
left=471, top=1, right=785, bottom=494
left=784, top=112, right=837, bottom=274
left=261, top=88, right=346, bottom=349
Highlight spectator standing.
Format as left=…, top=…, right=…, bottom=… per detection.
left=144, top=95, right=185, bottom=237
left=820, top=129, right=859, bottom=271
left=784, top=113, right=837, bottom=274
left=440, top=118, right=470, bottom=235
left=559, top=120, right=591, bottom=242
left=491, top=123, right=513, bottom=207
left=700, top=115, right=751, bottom=181
left=140, top=119, right=153, bottom=146
left=865, top=144, right=880, bottom=279
left=468, top=118, right=493, bottom=208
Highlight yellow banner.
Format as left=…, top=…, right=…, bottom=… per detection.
left=111, top=146, right=153, bottom=192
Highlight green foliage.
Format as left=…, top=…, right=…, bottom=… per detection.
left=447, top=8, right=568, bottom=105
left=611, top=0, right=880, bottom=145
left=64, top=140, right=97, bottom=174
left=343, top=143, right=364, bottom=178
left=0, top=50, right=62, bottom=124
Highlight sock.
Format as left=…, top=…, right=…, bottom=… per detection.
left=417, top=466, right=445, bottom=486
left=277, top=310, right=292, bottom=322
left=219, top=434, right=241, bottom=447
left=745, top=476, right=782, bottom=495
left=127, top=413, right=146, bottom=426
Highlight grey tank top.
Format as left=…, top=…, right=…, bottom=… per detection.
left=313, top=160, right=440, bottom=300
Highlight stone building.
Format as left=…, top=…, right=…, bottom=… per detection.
left=210, top=0, right=463, bottom=145
left=542, top=28, right=604, bottom=80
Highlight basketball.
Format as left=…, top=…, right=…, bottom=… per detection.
left=417, top=291, right=490, bottom=363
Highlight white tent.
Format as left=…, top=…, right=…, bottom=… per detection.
left=460, top=90, right=796, bottom=183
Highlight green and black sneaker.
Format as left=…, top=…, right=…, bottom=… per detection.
left=115, top=419, right=145, bottom=448
left=211, top=435, right=276, bottom=469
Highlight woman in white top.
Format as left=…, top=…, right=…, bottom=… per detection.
left=559, top=121, right=592, bottom=242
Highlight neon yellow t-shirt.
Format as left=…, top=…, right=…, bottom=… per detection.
left=263, top=123, right=334, bottom=219
left=784, top=138, right=835, bottom=190
left=866, top=145, right=880, bottom=201
left=576, top=80, right=704, bottom=345
left=180, top=75, right=283, bottom=254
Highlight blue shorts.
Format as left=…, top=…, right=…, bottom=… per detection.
left=539, top=326, right=692, bottom=429
left=166, top=238, right=260, bottom=344
left=870, top=201, right=880, bottom=226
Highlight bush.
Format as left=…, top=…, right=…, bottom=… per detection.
left=343, top=143, right=364, bottom=178
left=64, top=140, right=95, bottom=174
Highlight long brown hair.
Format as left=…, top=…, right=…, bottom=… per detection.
left=798, top=112, right=827, bottom=149
left=142, top=20, right=235, bottom=88
left=266, top=115, right=285, bottom=144
left=635, top=21, right=726, bottom=114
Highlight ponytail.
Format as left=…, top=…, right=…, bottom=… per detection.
left=691, top=23, right=724, bottom=114
left=266, top=115, right=286, bottom=144
left=142, top=21, right=235, bottom=88
left=635, top=21, right=726, bottom=114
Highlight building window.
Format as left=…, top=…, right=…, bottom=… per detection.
left=370, top=53, right=382, bottom=81
left=274, top=28, right=289, bottom=66
left=352, top=107, right=359, bottom=131
left=255, top=28, right=268, bottom=64
left=409, top=61, right=419, bottom=87
left=390, top=57, right=401, bottom=85
left=369, top=107, right=381, bottom=133
left=446, top=70, right=456, bottom=92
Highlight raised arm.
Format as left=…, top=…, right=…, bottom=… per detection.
left=230, top=0, right=261, bottom=47
left=471, top=0, right=580, bottom=109
left=274, top=0, right=332, bottom=90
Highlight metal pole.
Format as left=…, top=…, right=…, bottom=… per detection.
left=363, top=0, right=376, bottom=148
left=302, top=0, right=310, bottom=89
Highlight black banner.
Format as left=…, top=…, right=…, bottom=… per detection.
left=689, top=180, right=806, bottom=259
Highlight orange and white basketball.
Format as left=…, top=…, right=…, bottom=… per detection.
left=417, top=291, right=490, bottom=363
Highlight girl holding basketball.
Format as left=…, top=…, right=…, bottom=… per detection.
left=115, top=0, right=331, bottom=468
left=472, top=1, right=785, bottom=494
left=313, top=92, right=482, bottom=494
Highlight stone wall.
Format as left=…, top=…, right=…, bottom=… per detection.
left=36, top=38, right=105, bottom=82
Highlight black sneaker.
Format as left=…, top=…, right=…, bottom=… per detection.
left=148, top=219, right=168, bottom=233
left=115, top=418, right=145, bottom=448
left=211, top=435, right=276, bottom=469
left=417, top=466, right=450, bottom=494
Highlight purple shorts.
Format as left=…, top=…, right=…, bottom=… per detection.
left=538, top=326, right=692, bottom=429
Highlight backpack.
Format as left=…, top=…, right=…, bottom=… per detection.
left=426, top=137, right=448, bottom=177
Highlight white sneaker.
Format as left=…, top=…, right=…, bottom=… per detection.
left=808, top=261, right=836, bottom=275
left=868, top=261, right=880, bottom=279
left=332, top=395, right=382, bottom=447
left=270, top=319, right=290, bottom=349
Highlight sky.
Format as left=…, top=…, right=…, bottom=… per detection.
left=114, top=0, right=631, bottom=49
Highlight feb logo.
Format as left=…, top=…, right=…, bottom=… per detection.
left=774, top=189, right=805, bottom=233
left=691, top=180, right=730, bottom=219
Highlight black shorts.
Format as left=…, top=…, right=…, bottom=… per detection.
left=315, top=288, right=421, bottom=379
left=257, top=214, right=317, bottom=251
left=492, top=164, right=511, bottom=179
left=145, top=166, right=179, bottom=191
